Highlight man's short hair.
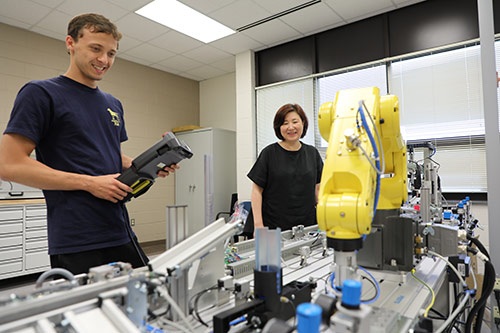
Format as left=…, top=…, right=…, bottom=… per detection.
left=67, top=13, right=122, bottom=42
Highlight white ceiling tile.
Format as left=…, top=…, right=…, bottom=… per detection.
left=149, top=31, right=203, bottom=54
left=392, top=0, right=414, bottom=4
left=183, top=45, right=231, bottom=65
left=0, top=0, right=428, bottom=81
left=345, top=5, right=396, bottom=23
left=157, top=55, right=203, bottom=72
left=123, top=43, right=176, bottom=64
left=210, top=56, right=236, bottom=72
left=186, top=65, right=226, bottom=80
left=280, top=3, right=343, bottom=35
left=209, top=0, right=270, bottom=30
left=117, top=53, right=151, bottom=66
left=0, top=15, right=32, bottom=30
left=253, top=44, right=268, bottom=52
left=35, top=10, right=72, bottom=37
left=210, top=33, right=264, bottom=55
left=31, top=0, right=65, bottom=8
left=177, top=72, right=204, bottom=81
left=252, top=0, right=310, bottom=15
left=115, top=13, right=170, bottom=42
left=117, top=34, right=142, bottom=52
left=178, top=0, right=236, bottom=15
left=303, top=21, right=347, bottom=36
left=242, top=19, right=301, bottom=46
left=150, top=63, right=182, bottom=75
left=55, top=0, right=128, bottom=21
left=324, top=0, right=395, bottom=21
left=266, top=34, right=306, bottom=48
left=0, top=0, right=51, bottom=26
left=30, top=25, right=66, bottom=40
left=106, top=0, right=152, bottom=11
left=394, top=0, right=426, bottom=8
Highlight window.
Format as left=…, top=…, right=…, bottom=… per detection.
left=389, top=42, right=497, bottom=192
left=253, top=40, right=500, bottom=193
left=316, top=64, right=387, bottom=147
left=255, top=79, right=314, bottom=154
left=409, top=139, right=487, bottom=192
left=391, top=45, right=483, bottom=141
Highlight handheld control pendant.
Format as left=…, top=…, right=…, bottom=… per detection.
left=117, top=132, right=193, bottom=203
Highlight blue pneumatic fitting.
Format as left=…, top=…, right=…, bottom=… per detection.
left=443, top=211, right=452, bottom=220
left=465, top=196, right=470, bottom=201
left=342, top=279, right=362, bottom=308
left=297, top=303, right=322, bottom=333
left=458, top=202, right=464, bottom=208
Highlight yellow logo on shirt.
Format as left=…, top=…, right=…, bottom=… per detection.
left=107, top=108, right=120, bottom=126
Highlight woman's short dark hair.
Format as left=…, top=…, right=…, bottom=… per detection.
left=273, top=104, right=308, bottom=140
left=68, top=13, right=122, bottom=42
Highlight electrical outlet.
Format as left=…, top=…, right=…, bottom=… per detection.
left=130, top=218, right=135, bottom=226
left=494, top=278, right=500, bottom=291
left=493, top=306, right=500, bottom=325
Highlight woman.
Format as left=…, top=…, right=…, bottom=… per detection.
left=247, top=104, right=323, bottom=232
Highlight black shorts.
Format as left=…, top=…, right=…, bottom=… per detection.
left=50, top=240, right=149, bottom=275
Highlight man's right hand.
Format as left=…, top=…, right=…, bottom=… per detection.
left=86, top=174, right=132, bottom=203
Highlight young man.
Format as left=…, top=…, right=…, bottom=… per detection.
left=0, top=13, right=177, bottom=274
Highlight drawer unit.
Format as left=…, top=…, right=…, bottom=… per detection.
left=0, top=207, right=23, bottom=221
left=0, top=206, right=23, bottom=236
left=26, top=206, right=47, bottom=218
left=26, top=206, right=47, bottom=229
left=0, top=222, right=23, bottom=235
left=26, top=251, right=50, bottom=270
left=26, top=229, right=47, bottom=239
left=26, top=218, right=46, bottom=228
left=0, top=200, right=50, bottom=279
left=0, top=235, right=23, bottom=248
left=26, top=239, right=48, bottom=250
left=0, top=260, right=23, bottom=275
left=0, top=248, right=23, bottom=261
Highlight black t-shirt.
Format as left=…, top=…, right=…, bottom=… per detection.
left=247, top=142, right=323, bottom=230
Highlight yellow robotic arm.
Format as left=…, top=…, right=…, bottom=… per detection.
left=317, top=87, right=407, bottom=286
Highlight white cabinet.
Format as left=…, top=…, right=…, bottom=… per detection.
left=0, top=199, right=49, bottom=279
left=175, top=128, right=236, bottom=236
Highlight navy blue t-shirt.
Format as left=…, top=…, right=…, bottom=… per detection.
left=5, top=76, right=130, bottom=255
left=247, top=142, right=323, bottom=230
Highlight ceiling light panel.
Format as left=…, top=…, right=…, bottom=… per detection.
left=136, top=0, right=236, bottom=43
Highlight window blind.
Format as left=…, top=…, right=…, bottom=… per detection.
left=316, top=65, right=388, bottom=147
left=389, top=42, right=500, bottom=192
left=391, top=45, right=483, bottom=141
left=255, top=79, right=314, bottom=154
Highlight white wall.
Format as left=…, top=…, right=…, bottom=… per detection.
left=235, top=51, right=256, bottom=202
left=200, top=72, right=236, bottom=131
left=198, top=52, right=255, bottom=204
left=0, top=23, right=200, bottom=243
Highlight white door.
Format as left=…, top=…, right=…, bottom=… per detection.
left=175, top=130, right=212, bottom=236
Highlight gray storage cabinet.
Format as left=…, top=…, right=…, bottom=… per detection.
left=0, top=200, right=49, bottom=279
left=175, top=128, right=236, bottom=237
